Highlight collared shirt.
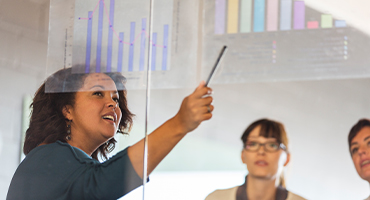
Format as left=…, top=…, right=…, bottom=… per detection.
left=236, top=175, right=288, bottom=200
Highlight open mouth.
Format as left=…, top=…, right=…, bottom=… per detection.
left=361, top=160, right=370, bottom=168
left=102, top=115, right=115, bottom=122
left=255, top=160, right=268, bottom=166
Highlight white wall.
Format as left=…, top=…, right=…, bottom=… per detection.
left=0, top=0, right=49, bottom=198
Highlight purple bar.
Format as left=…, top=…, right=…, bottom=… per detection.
left=117, top=33, right=124, bottom=72
left=128, top=22, right=135, bottom=72
left=151, top=33, right=157, bottom=71
left=139, top=18, right=147, bottom=71
left=96, top=0, right=104, bottom=72
left=162, top=25, right=169, bottom=71
left=85, top=11, right=93, bottom=73
left=106, top=0, right=115, bottom=72
left=293, top=1, right=305, bottom=30
left=215, top=0, right=226, bottom=34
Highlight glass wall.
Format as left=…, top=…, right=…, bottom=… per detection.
left=3, top=0, right=370, bottom=199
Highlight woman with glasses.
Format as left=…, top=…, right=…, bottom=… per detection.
left=206, top=118, right=306, bottom=200
left=348, top=119, right=370, bottom=200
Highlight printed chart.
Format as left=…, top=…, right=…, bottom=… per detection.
left=72, top=0, right=171, bottom=74
left=202, top=0, right=370, bottom=84
left=46, top=0, right=203, bottom=92
left=214, top=0, right=347, bottom=34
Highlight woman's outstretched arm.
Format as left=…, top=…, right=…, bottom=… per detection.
left=127, top=81, right=213, bottom=178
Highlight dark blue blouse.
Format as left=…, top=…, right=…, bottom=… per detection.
left=7, top=141, right=143, bottom=200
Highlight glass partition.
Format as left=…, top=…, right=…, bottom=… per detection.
left=146, top=0, right=370, bottom=200
left=46, top=0, right=370, bottom=199
left=47, top=0, right=152, bottom=199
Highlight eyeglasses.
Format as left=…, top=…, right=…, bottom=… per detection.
left=244, top=141, right=286, bottom=152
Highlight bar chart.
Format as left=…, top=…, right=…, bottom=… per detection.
left=214, top=0, right=347, bottom=34
left=202, top=0, right=370, bottom=84
left=72, top=0, right=171, bottom=74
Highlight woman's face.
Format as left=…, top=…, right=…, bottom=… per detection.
left=241, top=125, right=289, bottom=181
left=350, top=126, right=370, bottom=182
left=64, top=73, right=122, bottom=147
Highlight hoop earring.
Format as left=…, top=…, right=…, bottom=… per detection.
left=66, top=120, right=72, bottom=141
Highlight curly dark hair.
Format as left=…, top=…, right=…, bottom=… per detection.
left=23, top=67, right=134, bottom=160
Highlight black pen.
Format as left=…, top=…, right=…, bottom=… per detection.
left=205, top=45, right=228, bottom=87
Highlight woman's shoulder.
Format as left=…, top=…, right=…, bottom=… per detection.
left=25, top=141, right=95, bottom=164
left=287, top=191, right=307, bottom=200
left=26, top=141, right=69, bottom=158
left=205, top=186, right=238, bottom=200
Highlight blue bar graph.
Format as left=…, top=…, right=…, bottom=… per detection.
left=162, top=25, right=169, bottom=71
left=106, top=0, right=115, bottom=72
left=151, top=33, right=157, bottom=71
left=79, top=0, right=170, bottom=73
left=85, top=11, right=93, bottom=73
left=253, top=0, right=265, bottom=32
left=280, top=0, right=292, bottom=30
left=117, top=33, right=124, bottom=72
left=96, top=0, right=104, bottom=72
left=139, top=18, right=147, bottom=71
left=128, top=22, right=135, bottom=72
